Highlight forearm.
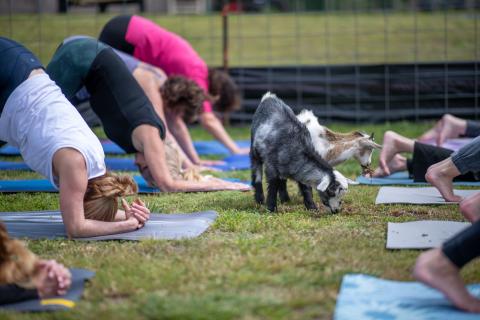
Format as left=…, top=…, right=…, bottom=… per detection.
left=168, top=115, right=202, bottom=164
left=200, top=113, right=239, bottom=153
left=63, top=216, right=135, bottom=238
left=0, top=285, right=38, bottom=305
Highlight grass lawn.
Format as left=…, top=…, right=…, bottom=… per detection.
left=0, top=11, right=478, bottom=66
left=0, top=121, right=479, bottom=319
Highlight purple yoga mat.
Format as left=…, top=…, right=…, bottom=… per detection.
left=422, top=138, right=473, bottom=151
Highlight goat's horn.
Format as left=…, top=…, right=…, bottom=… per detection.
left=370, top=132, right=375, bottom=140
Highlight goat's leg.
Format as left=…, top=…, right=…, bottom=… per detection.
left=266, top=177, right=281, bottom=212
left=298, top=183, right=317, bottom=210
left=278, top=179, right=290, bottom=203
left=250, top=152, right=264, bottom=204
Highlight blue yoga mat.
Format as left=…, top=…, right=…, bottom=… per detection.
left=356, top=171, right=480, bottom=186
left=0, top=176, right=248, bottom=193
left=0, top=140, right=251, bottom=156
left=0, top=155, right=249, bottom=172
left=335, top=274, right=480, bottom=320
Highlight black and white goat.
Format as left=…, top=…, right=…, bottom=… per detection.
left=250, top=92, right=351, bottom=213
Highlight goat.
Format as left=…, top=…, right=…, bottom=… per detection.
left=250, top=92, right=351, bottom=213
left=297, top=110, right=381, bottom=175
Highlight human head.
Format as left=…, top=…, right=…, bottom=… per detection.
left=160, top=76, right=205, bottom=123
left=84, top=172, right=138, bottom=221
left=208, top=68, right=241, bottom=113
left=135, top=153, right=155, bottom=187
left=0, top=222, right=38, bottom=288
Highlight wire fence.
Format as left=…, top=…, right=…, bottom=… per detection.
left=0, top=0, right=479, bottom=123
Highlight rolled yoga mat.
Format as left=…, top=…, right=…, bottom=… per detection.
left=375, top=187, right=479, bottom=205
left=386, top=220, right=470, bottom=249
left=1, top=210, right=218, bottom=240
left=0, top=140, right=251, bottom=156
left=0, top=154, right=250, bottom=172
left=0, top=268, right=94, bottom=312
left=334, top=274, right=480, bottom=320
left=356, top=171, right=480, bottom=186
left=0, top=176, right=249, bottom=193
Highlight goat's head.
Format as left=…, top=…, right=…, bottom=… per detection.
left=353, top=132, right=382, bottom=173
left=316, top=170, right=354, bottom=213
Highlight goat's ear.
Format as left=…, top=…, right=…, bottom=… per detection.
left=370, top=132, right=375, bottom=140
left=361, top=138, right=382, bottom=149
left=316, top=175, right=331, bottom=192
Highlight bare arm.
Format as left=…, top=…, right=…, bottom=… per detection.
left=200, top=112, right=249, bottom=155
left=132, top=125, right=249, bottom=192
left=54, top=149, right=140, bottom=238
left=133, top=65, right=195, bottom=167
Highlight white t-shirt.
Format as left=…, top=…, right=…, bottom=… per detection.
left=0, top=73, right=106, bottom=188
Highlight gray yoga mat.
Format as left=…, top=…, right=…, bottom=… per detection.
left=1, top=211, right=217, bottom=240
left=376, top=187, right=479, bottom=205
left=0, top=268, right=94, bottom=312
left=387, top=220, right=471, bottom=249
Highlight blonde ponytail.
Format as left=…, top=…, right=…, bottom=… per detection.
left=84, top=172, right=138, bottom=221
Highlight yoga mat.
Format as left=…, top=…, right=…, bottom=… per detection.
left=0, top=268, right=94, bottom=312
left=424, top=137, right=473, bottom=152
left=387, top=220, right=470, bottom=249
left=334, top=274, right=480, bottom=320
left=1, top=210, right=217, bottom=240
left=356, top=171, right=480, bottom=186
left=0, top=155, right=249, bottom=172
left=375, top=187, right=479, bottom=204
left=0, top=140, right=251, bottom=156
left=0, top=176, right=248, bottom=193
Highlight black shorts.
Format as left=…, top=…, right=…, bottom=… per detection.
left=85, top=48, right=165, bottom=154
left=98, top=15, right=134, bottom=55
left=407, top=142, right=479, bottom=182
left=0, top=37, right=43, bottom=113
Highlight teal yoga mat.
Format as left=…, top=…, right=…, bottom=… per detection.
left=357, top=171, right=480, bottom=186
left=335, top=274, right=480, bottom=320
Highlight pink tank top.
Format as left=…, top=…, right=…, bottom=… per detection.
left=126, top=15, right=212, bottom=113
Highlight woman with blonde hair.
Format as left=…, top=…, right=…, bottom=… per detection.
left=0, top=37, right=150, bottom=238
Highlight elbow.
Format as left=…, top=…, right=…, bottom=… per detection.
left=153, top=176, right=178, bottom=193
left=65, top=224, right=83, bottom=239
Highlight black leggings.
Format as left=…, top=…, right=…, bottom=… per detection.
left=406, top=142, right=479, bottom=182
left=0, top=284, right=37, bottom=305
left=443, top=219, right=480, bottom=268
left=98, top=15, right=134, bottom=55
left=85, top=48, right=165, bottom=153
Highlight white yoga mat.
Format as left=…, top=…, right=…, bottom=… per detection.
left=376, top=187, right=479, bottom=204
left=387, top=220, right=471, bottom=249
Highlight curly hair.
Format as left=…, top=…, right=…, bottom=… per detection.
left=84, top=172, right=138, bottom=222
left=208, top=68, right=241, bottom=113
left=160, top=76, right=205, bottom=123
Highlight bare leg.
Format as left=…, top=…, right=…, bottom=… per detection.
left=460, top=192, right=480, bottom=223
left=419, top=114, right=467, bottom=146
left=372, top=154, right=407, bottom=177
left=413, top=248, right=480, bottom=313
left=425, top=158, right=463, bottom=202
left=378, top=131, right=415, bottom=176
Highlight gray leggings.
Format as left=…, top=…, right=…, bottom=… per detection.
left=466, top=120, right=480, bottom=137
left=452, top=135, right=480, bottom=175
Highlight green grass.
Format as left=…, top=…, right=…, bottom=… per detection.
left=1, top=121, right=479, bottom=319
left=0, top=11, right=479, bottom=66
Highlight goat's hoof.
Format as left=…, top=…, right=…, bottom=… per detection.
left=267, top=206, right=277, bottom=212
left=255, top=195, right=264, bottom=204
left=280, top=196, right=290, bottom=204
left=305, top=204, right=318, bottom=211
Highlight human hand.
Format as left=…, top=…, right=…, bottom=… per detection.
left=197, top=159, right=226, bottom=167
left=122, top=198, right=151, bottom=229
left=34, top=260, right=72, bottom=298
left=232, top=147, right=250, bottom=155
left=208, top=177, right=251, bottom=191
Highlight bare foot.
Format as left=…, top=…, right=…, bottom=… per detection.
left=372, top=154, right=407, bottom=177
left=378, top=131, right=414, bottom=176
left=413, top=248, right=480, bottom=313
left=419, top=114, right=467, bottom=146
left=460, top=192, right=480, bottom=223
left=425, top=158, right=463, bottom=202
